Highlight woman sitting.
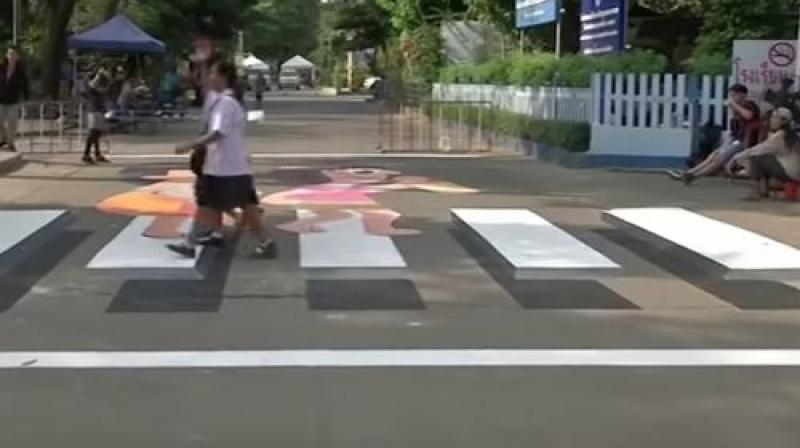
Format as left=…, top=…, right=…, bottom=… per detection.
left=728, top=107, right=800, bottom=200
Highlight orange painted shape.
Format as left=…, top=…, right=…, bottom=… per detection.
left=97, top=191, right=196, bottom=217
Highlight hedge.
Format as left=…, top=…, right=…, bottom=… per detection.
left=440, top=50, right=668, bottom=88
left=433, top=105, right=591, bottom=153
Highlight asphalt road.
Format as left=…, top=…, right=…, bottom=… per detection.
left=2, top=93, right=800, bottom=446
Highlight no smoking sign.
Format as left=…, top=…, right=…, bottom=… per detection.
left=769, top=42, right=795, bottom=67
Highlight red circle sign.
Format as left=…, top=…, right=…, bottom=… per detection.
left=769, top=42, right=795, bottom=67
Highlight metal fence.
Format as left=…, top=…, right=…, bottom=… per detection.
left=432, top=83, right=593, bottom=123
left=379, top=99, right=494, bottom=153
left=16, top=101, right=87, bottom=153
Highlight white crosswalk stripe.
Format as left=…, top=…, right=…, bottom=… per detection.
left=2, top=207, right=800, bottom=312
left=87, top=216, right=206, bottom=279
left=0, top=210, right=66, bottom=259
left=299, top=210, right=408, bottom=280
left=453, top=208, right=619, bottom=280
left=604, top=208, right=800, bottom=280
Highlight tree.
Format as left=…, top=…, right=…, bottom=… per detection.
left=41, top=0, right=76, bottom=99
left=330, top=0, right=391, bottom=52
left=692, top=0, right=795, bottom=56
left=244, top=0, right=320, bottom=65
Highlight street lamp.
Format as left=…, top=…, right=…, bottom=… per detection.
left=12, top=0, right=20, bottom=44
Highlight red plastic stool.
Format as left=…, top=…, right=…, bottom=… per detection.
left=783, top=181, right=799, bottom=201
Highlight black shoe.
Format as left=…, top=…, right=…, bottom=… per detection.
left=166, top=243, right=197, bottom=258
left=682, top=172, right=696, bottom=186
left=82, top=155, right=95, bottom=164
left=255, top=239, right=278, bottom=258
left=196, top=231, right=224, bottom=246
left=94, top=154, right=111, bottom=163
left=0, top=140, right=6, bottom=148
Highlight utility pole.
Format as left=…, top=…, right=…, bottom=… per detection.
left=555, top=6, right=563, bottom=58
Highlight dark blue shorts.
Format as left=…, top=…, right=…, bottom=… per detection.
left=196, top=174, right=258, bottom=211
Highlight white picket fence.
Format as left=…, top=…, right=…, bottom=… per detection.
left=432, top=83, right=593, bottom=122
left=435, top=72, right=734, bottom=160
left=590, top=73, right=732, bottom=159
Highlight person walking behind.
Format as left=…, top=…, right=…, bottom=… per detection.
left=82, top=68, right=111, bottom=164
left=254, top=72, right=267, bottom=107
left=167, top=60, right=276, bottom=259
left=0, top=44, right=30, bottom=152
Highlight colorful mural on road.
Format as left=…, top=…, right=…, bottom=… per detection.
left=97, top=168, right=478, bottom=238
left=261, top=168, right=479, bottom=236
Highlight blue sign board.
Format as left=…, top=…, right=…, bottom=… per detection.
left=580, top=0, right=627, bottom=56
left=516, top=0, right=558, bottom=29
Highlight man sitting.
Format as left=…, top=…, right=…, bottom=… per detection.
left=670, top=84, right=761, bottom=185
left=729, top=107, right=800, bottom=200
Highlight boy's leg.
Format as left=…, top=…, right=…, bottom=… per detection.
left=242, top=204, right=277, bottom=258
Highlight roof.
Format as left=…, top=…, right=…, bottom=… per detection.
left=282, top=55, right=314, bottom=69
left=243, top=55, right=270, bottom=71
left=68, top=14, right=166, bottom=54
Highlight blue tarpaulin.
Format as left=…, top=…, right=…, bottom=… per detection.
left=68, top=14, right=166, bottom=53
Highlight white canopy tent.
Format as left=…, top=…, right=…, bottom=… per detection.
left=281, top=55, right=315, bottom=70
left=242, top=55, right=270, bottom=72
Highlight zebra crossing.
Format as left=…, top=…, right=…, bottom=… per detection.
left=2, top=207, right=800, bottom=313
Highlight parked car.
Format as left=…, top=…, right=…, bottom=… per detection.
left=278, top=69, right=301, bottom=90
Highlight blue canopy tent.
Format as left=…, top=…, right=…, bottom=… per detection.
left=68, top=14, right=166, bottom=53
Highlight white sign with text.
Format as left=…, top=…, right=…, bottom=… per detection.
left=733, top=40, right=797, bottom=99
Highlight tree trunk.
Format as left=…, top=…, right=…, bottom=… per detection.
left=104, top=0, right=123, bottom=19
left=41, top=0, right=76, bottom=100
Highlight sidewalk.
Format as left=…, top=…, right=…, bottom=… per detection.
left=0, top=151, right=22, bottom=175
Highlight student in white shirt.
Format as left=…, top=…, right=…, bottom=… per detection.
left=168, top=60, right=276, bottom=258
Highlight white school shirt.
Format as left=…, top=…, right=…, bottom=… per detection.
left=203, top=91, right=252, bottom=177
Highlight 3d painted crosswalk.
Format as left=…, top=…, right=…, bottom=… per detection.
left=604, top=208, right=800, bottom=280
left=0, top=207, right=799, bottom=312
left=88, top=216, right=206, bottom=279
left=0, top=210, right=66, bottom=257
left=453, top=208, right=619, bottom=279
left=298, top=210, right=407, bottom=280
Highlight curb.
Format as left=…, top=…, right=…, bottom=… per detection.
left=493, top=133, right=686, bottom=170
left=0, top=152, right=24, bottom=176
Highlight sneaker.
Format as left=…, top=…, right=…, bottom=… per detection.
left=255, top=239, right=278, bottom=258
left=82, top=155, right=95, bottom=164
left=166, top=243, right=196, bottom=258
left=666, top=169, right=683, bottom=180
left=94, top=154, right=111, bottom=163
left=196, top=231, right=224, bottom=246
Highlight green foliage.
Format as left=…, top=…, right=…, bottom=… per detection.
left=244, top=0, right=319, bottom=65
left=391, top=24, right=443, bottom=84
left=686, top=52, right=730, bottom=76
left=507, top=53, right=559, bottom=86
left=441, top=50, right=668, bottom=87
left=693, top=0, right=794, bottom=57
left=434, top=105, right=591, bottom=152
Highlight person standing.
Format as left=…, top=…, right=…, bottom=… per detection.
left=82, top=68, right=111, bottom=164
left=168, top=60, right=276, bottom=259
left=0, top=44, right=30, bottom=152
left=254, top=72, right=267, bottom=107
